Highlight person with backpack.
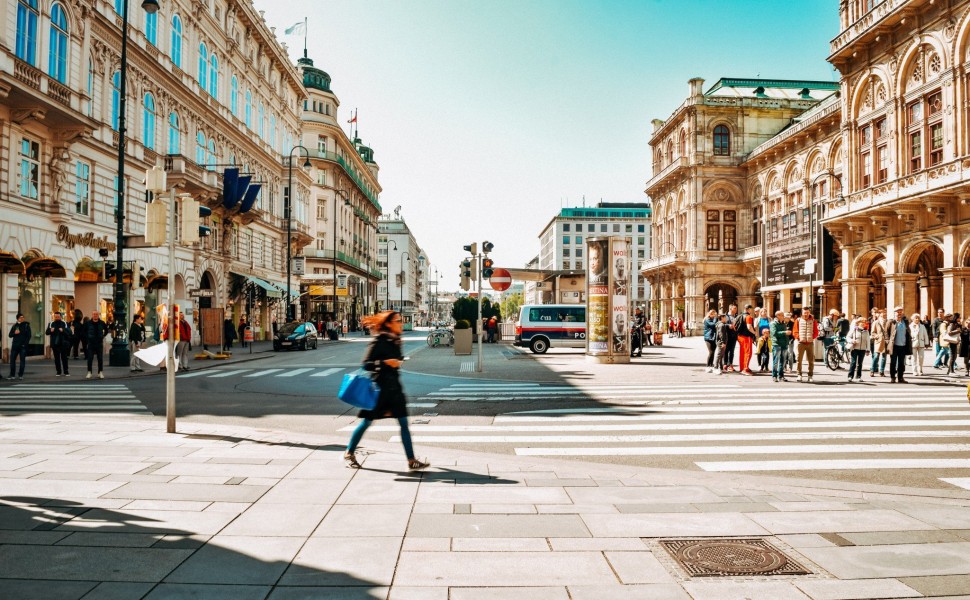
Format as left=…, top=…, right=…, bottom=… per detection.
left=736, top=305, right=758, bottom=375
left=820, top=309, right=839, bottom=352
left=46, top=311, right=71, bottom=377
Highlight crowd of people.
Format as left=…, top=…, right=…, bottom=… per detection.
left=702, top=304, right=966, bottom=383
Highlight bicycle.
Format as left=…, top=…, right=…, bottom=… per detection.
left=825, top=337, right=850, bottom=370
left=427, top=328, right=455, bottom=347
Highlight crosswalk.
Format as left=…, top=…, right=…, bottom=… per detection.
left=347, top=381, right=970, bottom=476
left=0, top=384, right=150, bottom=414
left=177, top=367, right=351, bottom=379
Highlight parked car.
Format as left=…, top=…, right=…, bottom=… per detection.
left=273, top=322, right=318, bottom=351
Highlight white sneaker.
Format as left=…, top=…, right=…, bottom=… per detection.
left=86, top=372, right=92, bottom=379
left=807, top=377, right=813, bottom=383
left=705, top=367, right=712, bottom=373
left=98, top=372, right=104, bottom=379
left=714, top=369, right=722, bottom=375
left=847, top=377, right=854, bottom=383
left=797, top=375, right=803, bottom=382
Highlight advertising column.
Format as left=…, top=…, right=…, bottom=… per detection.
left=586, top=237, right=630, bottom=364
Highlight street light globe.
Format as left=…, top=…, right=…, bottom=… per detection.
left=142, top=0, right=160, bottom=14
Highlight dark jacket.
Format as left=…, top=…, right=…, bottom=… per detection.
left=885, top=317, right=912, bottom=356
left=703, top=317, right=717, bottom=342
left=46, top=319, right=70, bottom=348
left=359, top=332, right=407, bottom=420
left=128, top=321, right=146, bottom=344
left=82, top=319, right=108, bottom=345
left=224, top=320, right=237, bottom=341
left=9, top=322, right=32, bottom=348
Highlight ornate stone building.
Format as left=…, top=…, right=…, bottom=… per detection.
left=644, top=0, right=970, bottom=327
left=1, top=0, right=311, bottom=352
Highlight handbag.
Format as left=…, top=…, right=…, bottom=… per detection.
left=337, top=370, right=379, bottom=410
left=942, top=330, right=960, bottom=344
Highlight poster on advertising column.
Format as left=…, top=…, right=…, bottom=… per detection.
left=586, top=237, right=629, bottom=362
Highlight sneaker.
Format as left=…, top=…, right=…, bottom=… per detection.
left=86, top=372, right=92, bottom=379
left=797, top=375, right=803, bottom=382
left=98, top=372, right=104, bottom=379
left=408, top=458, right=430, bottom=471
left=55, top=374, right=62, bottom=377
left=847, top=377, right=854, bottom=383
left=714, top=369, right=722, bottom=375
left=780, top=377, right=789, bottom=382
left=869, top=372, right=875, bottom=377
left=705, top=367, right=712, bottom=373
left=64, top=373, right=69, bottom=377
left=807, top=377, right=813, bottom=383
left=772, top=377, right=778, bottom=382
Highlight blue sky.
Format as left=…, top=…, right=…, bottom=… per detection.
left=255, top=0, right=839, bottom=286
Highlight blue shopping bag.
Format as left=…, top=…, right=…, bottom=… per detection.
left=337, top=371, right=379, bottom=410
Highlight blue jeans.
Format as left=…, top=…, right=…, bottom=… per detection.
left=870, top=351, right=885, bottom=374
left=8, top=344, right=27, bottom=377
left=848, top=349, right=866, bottom=379
left=347, top=417, right=415, bottom=460
left=772, top=346, right=787, bottom=379
left=933, top=341, right=942, bottom=366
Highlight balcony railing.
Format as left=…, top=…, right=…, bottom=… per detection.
left=312, top=150, right=381, bottom=210
left=830, top=0, right=905, bottom=58
left=645, top=157, right=688, bottom=193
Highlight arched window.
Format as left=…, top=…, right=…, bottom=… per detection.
left=110, top=70, right=121, bottom=131
left=143, top=93, right=156, bottom=150
left=679, top=129, right=687, bottom=157
left=168, top=112, right=180, bottom=154
left=197, top=43, right=208, bottom=88
left=208, top=54, right=218, bottom=97
left=230, top=75, right=238, bottom=116
left=713, top=125, right=730, bottom=156
left=170, top=15, right=182, bottom=67
left=207, top=139, right=216, bottom=171
left=16, top=0, right=39, bottom=65
left=145, top=9, right=157, bottom=46
left=196, top=130, right=206, bottom=165
left=245, top=90, right=252, bottom=129
left=48, top=3, right=69, bottom=83
left=258, top=103, right=265, bottom=139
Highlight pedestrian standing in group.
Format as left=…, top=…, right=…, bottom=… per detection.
left=820, top=309, right=839, bottom=353
left=238, top=317, right=248, bottom=348
left=959, top=317, right=970, bottom=376
left=869, top=309, right=888, bottom=377
left=792, top=308, right=819, bottom=382
left=45, top=312, right=71, bottom=377
left=885, top=306, right=911, bottom=383
left=931, top=308, right=946, bottom=368
left=70, top=309, right=84, bottom=359
left=712, top=313, right=730, bottom=375
left=909, top=313, right=930, bottom=376
left=941, top=314, right=962, bottom=375
left=785, top=310, right=797, bottom=372
left=223, top=319, right=237, bottom=351
left=343, top=310, right=429, bottom=471
left=82, top=311, right=108, bottom=379
left=769, top=311, right=790, bottom=382
left=703, top=309, right=718, bottom=372
left=8, top=313, right=31, bottom=380
left=736, top=305, right=757, bottom=375
left=846, top=317, right=871, bottom=383
left=128, top=314, right=146, bottom=372
left=723, top=304, right=739, bottom=372
left=757, top=308, right=771, bottom=336
left=755, top=327, right=771, bottom=372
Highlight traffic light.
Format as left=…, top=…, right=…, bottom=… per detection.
left=145, top=199, right=167, bottom=246
left=463, top=242, right=478, bottom=256
left=181, top=197, right=212, bottom=243
left=482, top=241, right=494, bottom=254
left=459, top=262, right=470, bottom=291
left=482, top=257, right=494, bottom=279
left=103, top=262, right=115, bottom=281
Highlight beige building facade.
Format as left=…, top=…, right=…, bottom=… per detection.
left=643, top=0, right=970, bottom=328
left=1, top=0, right=310, bottom=353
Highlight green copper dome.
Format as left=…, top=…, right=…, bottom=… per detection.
left=298, top=57, right=331, bottom=93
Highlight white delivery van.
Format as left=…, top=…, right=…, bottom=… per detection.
left=514, top=304, right=586, bottom=354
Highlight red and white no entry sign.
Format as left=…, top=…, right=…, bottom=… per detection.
left=489, top=268, right=512, bottom=291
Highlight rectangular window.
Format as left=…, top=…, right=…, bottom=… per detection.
left=612, top=224, right=620, bottom=233
left=18, top=137, right=39, bottom=199
left=589, top=224, right=596, bottom=232
left=637, top=237, right=645, bottom=245
left=752, top=206, right=761, bottom=246
left=874, top=118, right=886, bottom=139
left=638, top=224, right=645, bottom=233
left=706, top=224, right=720, bottom=251
left=876, top=145, right=888, bottom=183
left=707, top=209, right=720, bottom=222
left=625, top=224, right=632, bottom=233
left=801, top=208, right=810, bottom=235
left=562, top=236, right=570, bottom=246
left=909, top=101, right=923, bottom=124
left=563, top=248, right=570, bottom=257
left=927, top=92, right=942, bottom=117
left=599, top=224, right=607, bottom=232
left=561, top=260, right=569, bottom=269
left=562, top=223, right=570, bottom=232
left=575, top=248, right=583, bottom=258
left=74, top=161, right=90, bottom=215
left=930, top=123, right=943, bottom=166
left=723, top=224, right=736, bottom=251
left=861, top=151, right=871, bottom=187
left=724, top=210, right=736, bottom=222
left=574, top=236, right=582, bottom=244
left=860, top=125, right=872, bottom=146
left=317, top=135, right=327, bottom=154
left=910, top=132, right=922, bottom=172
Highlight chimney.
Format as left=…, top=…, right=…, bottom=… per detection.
left=689, top=77, right=705, bottom=98
left=651, top=119, right=665, bottom=134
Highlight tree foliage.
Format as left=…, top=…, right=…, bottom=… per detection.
left=500, top=292, right=523, bottom=322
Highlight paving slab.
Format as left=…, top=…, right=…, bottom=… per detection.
left=567, top=485, right=725, bottom=504
left=143, top=583, right=271, bottom=600
left=164, top=535, right=305, bottom=584
left=406, top=514, right=590, bottom=538
left=837, top=530, right=968, bottom=545
left=102, top=482, right=269, bottom=502
left=682, top=580, right=811, bottom=599
left=581, top=512, right=769, bottom=537
left=0, top=545, right=193, bottom=581
left=744, top=509, right=935, bottom=534
left=268, top=587, right=391, bottom=600
left=220, top=503, right=329, bottom=537
left=416, top=486, right=570, bottom=504
left=55, top=507, right=238, bottom=535
left=0, top=579, right=97, bottom=600
left=567, top=584, right=692, bottom=599
left=337, top=476, right=420, bottom=505
left=797, top=542, right=970, bottom=578
left=449, top=587, right=569, bottom=600
left=0, top=479, right=125, bottom=498
left=314, top=504, right=412, bottom=537
left=80, top=582, right=158, bottom=600
left=793, top=578, right=922, bottom=599
left=393, top=551, right=616, bottom=587
left=279, top=536, right=401, bottom=586
left=450, top=537, right=550, bottom=551
left=254, top=478, right=347, bottom=505
left=897, top=574, right=970, bottom=597
left=53, top=532, right=161, bottom=547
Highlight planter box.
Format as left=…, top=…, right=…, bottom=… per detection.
left=454, top=328, right=473, bottom=355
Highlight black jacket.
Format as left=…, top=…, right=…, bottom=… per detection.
left=82, top=319, right=108, bottom=345
left=128, top=321, right=146, bottom=344
left=9, top=322, right=31, bottom=347
left=46, top=319, right=70, bottom=348
left=358, top=332, right=407, bottom=420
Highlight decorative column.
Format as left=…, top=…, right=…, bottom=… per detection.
left=939, top=267, right=970, bottom=317
left=761, top=291, right=777, bottom=313
left=885, top=273, right=918, bottom=312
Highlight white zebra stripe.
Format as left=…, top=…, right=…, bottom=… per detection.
left=244, top=369, right=284, bottom=377
left=511, top=443, right=970, bottom=456
left=352, top=419, right=970, bottom=433
left=277, top=368, right=314, bottom=378
left=391, top=430, right=970, bottom=444
left=311, top=368, right=343, bottom=377
left=206, top=369, right=252, bottom=378
left=696, top=458, right=970, bottom=472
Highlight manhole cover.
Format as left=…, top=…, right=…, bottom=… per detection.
left=659, top=538, right=812, bottom=577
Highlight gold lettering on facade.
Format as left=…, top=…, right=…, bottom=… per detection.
left=55, top=225, right=117, bottom=252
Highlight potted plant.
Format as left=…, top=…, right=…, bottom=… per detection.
left=453, top=319, right=473, bottom=355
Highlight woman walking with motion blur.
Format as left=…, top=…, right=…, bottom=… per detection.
left=344, top=311, right=429, bottom=471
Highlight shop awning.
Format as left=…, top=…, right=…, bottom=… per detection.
left=248, top=275, right=282, bottom=298
left=24, top=256, right=67, bottom=278
left=145, top=273, right=168, bottom=290
left=0, top=251, right=25, bottom=275
left=270, top=281, right=300, bottom=301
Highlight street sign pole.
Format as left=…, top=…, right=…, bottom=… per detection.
left=476, top=251, right=484, bottom=373
left=166, top=188, right=177, bottom=433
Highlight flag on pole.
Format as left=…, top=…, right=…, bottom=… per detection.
left=284, top=20, right=306, bottom=36
left=347, top=114, right=357, bottom=124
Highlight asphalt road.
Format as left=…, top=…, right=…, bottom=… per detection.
left=113, top=331, right=970, bottom=492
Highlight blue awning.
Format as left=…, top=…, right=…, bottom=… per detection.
left=231, top=272, right=282, bottom=298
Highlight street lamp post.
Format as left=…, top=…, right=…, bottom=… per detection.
left=285, top=145, right=311, bottom=323
left=399, top=251, right=411, bottom=314
left=109, top=0, right=160, bottom=367
left=808, top=171, right=843, bottom=311
left=331, top=190, right=350, bottom=320
left=384, top=240, right=397, bottom=310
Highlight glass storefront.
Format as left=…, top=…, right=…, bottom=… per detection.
left=17, top=275, right=46, bottom=356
